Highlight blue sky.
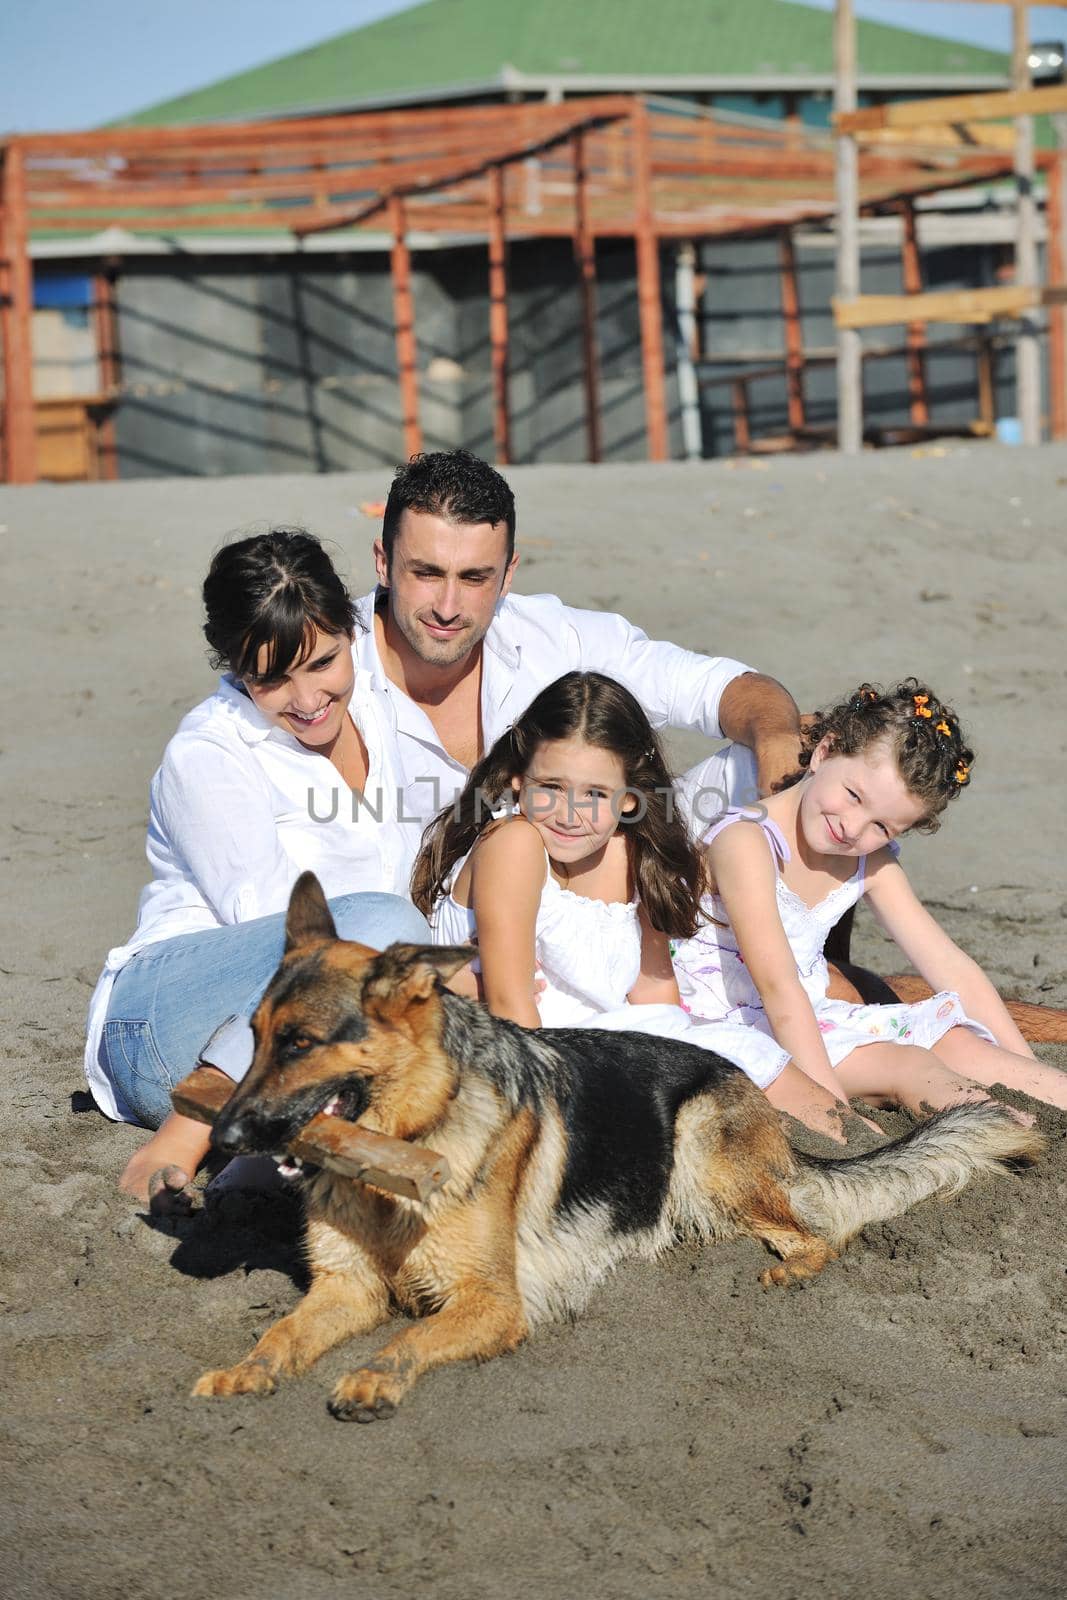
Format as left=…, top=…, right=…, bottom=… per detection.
left=3, top=0, right=1066, bottom=133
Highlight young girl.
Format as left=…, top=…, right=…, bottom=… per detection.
left=672, top=679, right=1067, bottom=1141
left=411, top=670, right=789, bottom=1087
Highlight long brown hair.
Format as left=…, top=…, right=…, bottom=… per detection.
left=411, top=671, right=703, bottom=936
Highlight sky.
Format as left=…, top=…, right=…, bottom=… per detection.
left=3, top=0, right=1067, bottom=133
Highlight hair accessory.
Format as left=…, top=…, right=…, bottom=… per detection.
left=935, top=719, right=952, bottom=738
left=954, top=759, right=970, bottom=784
left=913, top=693, right=932, bottom=719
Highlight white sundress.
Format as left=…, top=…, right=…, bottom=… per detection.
left=671, top=809, right=995, bottom=1072
left=432, top=847, right=789, bottom=1085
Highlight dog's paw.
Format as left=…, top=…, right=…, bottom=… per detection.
left=191, top=1360, right=277, bottom=1399
left=328, top=1367, right=402, bottom=1423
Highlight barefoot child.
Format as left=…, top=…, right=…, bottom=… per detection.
left=672, top=680, right=1067, bottom=1138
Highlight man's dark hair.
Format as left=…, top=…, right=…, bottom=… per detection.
left=381, top=449, right=516, bottom=569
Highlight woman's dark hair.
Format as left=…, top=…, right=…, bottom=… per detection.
left=779, top=677, right=975, bottom=833
left=202, top=527, right=361, bottom=681
left=411, top=671, right=703, bottom=937
left=381, top=449, right=516, bottom=570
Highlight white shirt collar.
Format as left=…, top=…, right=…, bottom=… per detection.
left=214, top=675, right=276, bottom=744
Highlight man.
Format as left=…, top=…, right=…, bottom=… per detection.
left=354, top=449, right=803, bottom=859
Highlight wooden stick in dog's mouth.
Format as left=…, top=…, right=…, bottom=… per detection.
left=171, top=1067, right=451, bottom=1202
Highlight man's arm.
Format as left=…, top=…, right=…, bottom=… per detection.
left=556, top=602, right=800, bottom=793
left=717, top=672, right=801, bottom=798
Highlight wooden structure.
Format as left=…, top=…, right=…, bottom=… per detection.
left=833, top=0, right=1067, bottom=452
left=172, top=1067, right=451, bottom=1203
left=0, top=93, right=1034, bottom=481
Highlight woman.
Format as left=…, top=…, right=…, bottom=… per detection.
left=86, top=527, right=428, bottom=1209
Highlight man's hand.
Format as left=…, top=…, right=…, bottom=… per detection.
left=717, top=672, right=802, bottom=797
left=754, top=730, right=804, bottom=798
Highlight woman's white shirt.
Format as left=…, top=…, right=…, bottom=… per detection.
left=84, top=671, right=411, bottom=1119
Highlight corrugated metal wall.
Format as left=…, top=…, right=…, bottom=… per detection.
left=108, top=234, right=1031, bottom=476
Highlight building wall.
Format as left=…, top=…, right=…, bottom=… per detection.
left=109, top=233, right=1029, bottom=478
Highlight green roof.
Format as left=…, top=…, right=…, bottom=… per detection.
left=121, top=0, right=1010, bottom=127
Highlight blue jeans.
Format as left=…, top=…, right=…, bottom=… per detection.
left=101, top=892, right=430, bottom=1130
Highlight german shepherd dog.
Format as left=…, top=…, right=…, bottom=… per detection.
left=193, top=873, right=1042, bottom=1422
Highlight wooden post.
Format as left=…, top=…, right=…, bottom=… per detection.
left=977, top=332, right=996, bottom=435
left=778, top=228, right=807, bottom=433
left=631, top=99, right=669, bottom=461
left=1049, top=131, right=1067, bottom=441
left=834, top=0, right=863, bottom=455
left=572, top=130, right=602, bottom=463
left=388, top=194, right=422, bottom=459
left=731, top=377, right=751, bottom=453
left=1013, top=0, right=1041, bottom=445
left=0, top=142, right=38, bottom=484
left=486, top=165, right=511, bottom=464
left=93, top=269, right=120, bottom=480
left=674, top=241, right=703, bottom=461
left=899, top=199, right=929, bottom=426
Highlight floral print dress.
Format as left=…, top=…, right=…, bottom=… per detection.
left=671, top=810, right=995, bottom=1071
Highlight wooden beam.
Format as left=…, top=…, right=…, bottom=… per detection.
left=1049, top=137, right=1067, bottom=441
left=92, top=270, right=120, bottom=480
left=836, top=82, right=1067, bottom=136
left=1013, top=0, right=1042, bottom=446
left=976, top=332, right=996, bottom=435
left=834, top=0, right=863, bottom=455
left=834, top=284, right=1067, bottom=329
left=572, top=130, right=602, bottom=464
left=486, top=165, right=511, bottom=465
left=291, top=107, right=627, bottom=237
left=0, top=143, right=37, bottom=484
left=631, top=99, right=669, bottom=462
left=731, top=377, right=752, bottom=453
left=855, top=121, right=1016, bottom=152
left=899, top=200, right=929, bottom=426
left=388, top=195, right=421, bottom=460
left=1048, top=154, right=1067, bottom=439
left=778, top=229, right=807, bottom=432
left=16, top=96, right=637, bottom=157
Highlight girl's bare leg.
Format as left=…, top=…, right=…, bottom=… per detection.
left=834, top=1041, right=1034, bottom=1125
left=931, top=1027, right=1067, bottom=1111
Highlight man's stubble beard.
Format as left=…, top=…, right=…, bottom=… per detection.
left=394, top=609, right=488, bottom=670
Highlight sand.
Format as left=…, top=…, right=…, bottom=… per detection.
left=2, top=443, right=1066, bottom=1599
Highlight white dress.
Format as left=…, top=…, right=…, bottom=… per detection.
left=671, top=810, right=995, bottom=1071
left=432, top=848, right=789, bottom=1085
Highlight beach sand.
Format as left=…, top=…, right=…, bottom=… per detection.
left=2, top=443, right=1065, bottom=1599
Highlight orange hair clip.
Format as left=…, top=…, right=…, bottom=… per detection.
left=935, top=719, right=952, bottom=738
left=954, top=760, right=970, bottom=784
left=913, top=693, right=932, bottom=718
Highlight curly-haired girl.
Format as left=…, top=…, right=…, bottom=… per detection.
left=672, top=679, right=1067, bottom=1141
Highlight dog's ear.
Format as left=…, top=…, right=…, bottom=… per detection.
left=361, top=943, right=475, bottom=1009
left=285, top=872, right=338, bottom=953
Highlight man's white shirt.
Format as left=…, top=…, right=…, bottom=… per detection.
left=353, top=587, right=755, bottom=857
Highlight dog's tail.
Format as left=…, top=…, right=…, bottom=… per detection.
left=788, top=1102, right=1043, bottom=1252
